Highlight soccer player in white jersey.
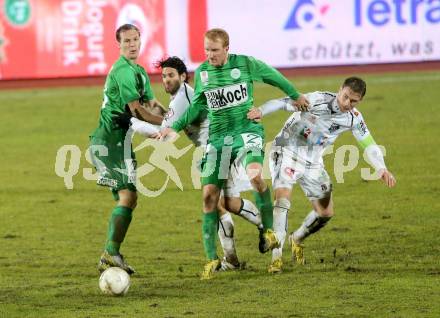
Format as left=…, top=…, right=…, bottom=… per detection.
left=127, top=57, right=209, bottom=145
left=248, top=77, right=396, bottom=273
left=113, top=56, right=264, bottom=270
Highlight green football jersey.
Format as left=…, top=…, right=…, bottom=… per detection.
left=91, top=55, right=155, bottom=142
left=172, top=54, right=300, bottom=140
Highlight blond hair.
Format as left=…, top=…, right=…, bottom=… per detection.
left=205, top=28, right=229, bottom=47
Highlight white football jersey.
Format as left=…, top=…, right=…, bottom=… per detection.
left=161, top=82, right=209, bottom=146
left=274, top=91, right=372, bottom=165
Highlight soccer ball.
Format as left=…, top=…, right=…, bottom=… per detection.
left=99, top=267, right=131, bottom=296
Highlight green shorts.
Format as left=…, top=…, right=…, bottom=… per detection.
left=201, top=132, right=264, bottom=188
left=89, top=136, right=137, bottom=200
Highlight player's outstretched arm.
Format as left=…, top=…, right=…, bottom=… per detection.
left=249, top=56, right=309, bottom=110
left=352, top=112, right=396, bottom=188
left=293, top=94, right=310, bottom=111
left=145, top=98, right=167, bottom=116
left=378, top=169, right=396, bottom=188
left=155, top=127, right=178, bottom=142
left=127, top=100, right=163, bottom=125
left=247, top=107, right=263, bottom=121
left=358, top=135, right=396, bottom=188
left=247, top=95, right=313, bottom=120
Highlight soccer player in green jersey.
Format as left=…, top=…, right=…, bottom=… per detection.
left=159, top=28, right=310, bottom=279
left=90, top=24, right=164, bottom=274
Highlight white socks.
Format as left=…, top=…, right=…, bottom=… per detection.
left=217, top=212, right=238, bottom=264
left=238, top=199, right=263, bottom=230
left=293, top=210, right=332, bottom=243
left=272, top=198, right=291, bottom=261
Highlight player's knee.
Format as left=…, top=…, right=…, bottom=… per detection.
left=249, top=174, right=266, bottom=192
left=118, top=190, right=137, bottom=210
left=315, top=196, right=333, bottom=217
left=246, top=163, right=263, bottom=181
left=203, top=188, right=220, bottom=211
left=318, top=201, right=333, bottom=217
left=127, top=198, right=137, bottom=210
left=249, top=172, right=263, bottom=183
left=275, top=187, right=291, bottom=200
left=203, top=197, right=217, bottom=211
left=223, top=197, right=241, bottom=214
left=320, top=208, right=334, bottom=218
left=274, top=197, right=291, bottom=211
left=217, top=197, right=226, bottom=211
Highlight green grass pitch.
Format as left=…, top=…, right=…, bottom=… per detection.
left=1, top=71, right=439, bottom=317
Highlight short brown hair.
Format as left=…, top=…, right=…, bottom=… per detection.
left=115, top=24, right=140, bottom=43
left=205, top=28, right=229, bottom=47
left=343, top=77, right=367, bottom=97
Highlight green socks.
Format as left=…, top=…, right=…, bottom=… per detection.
left=202, top=211, right=219, bottom=260
left=105, top=206, right=133, bottom=255
left=253, top=187, right=273, bottom=230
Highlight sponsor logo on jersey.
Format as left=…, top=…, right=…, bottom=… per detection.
left=284, top=113, right=300, bottom=130
left=301, top=127, right=312, bottom=139
left=205, top=82, right=248, bottom=110
left=358, top=120, right=367, bottom=135
left=97, top=176, right=118, bottom=188
left=230, top=68, right=241, bottom=79
left=200, top=71, right=209, bottom=85
left=284, top=167, right=295, bottom=178
left=328, top=123, right=340, bottom=133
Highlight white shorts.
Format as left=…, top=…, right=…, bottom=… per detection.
left=269, top=146, right=332, bottom=201
left=223, top=156, right=254, bottom=198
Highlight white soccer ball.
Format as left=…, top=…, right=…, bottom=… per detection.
left=99, top=267, right=131, bottom=296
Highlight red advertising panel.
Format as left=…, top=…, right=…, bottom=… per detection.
left=0, top=0, right=166, bottom=79
left=187, top=0, right=207, bottom=63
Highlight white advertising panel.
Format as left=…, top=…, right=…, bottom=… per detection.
left=166, top=0, right=440, bottom=71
